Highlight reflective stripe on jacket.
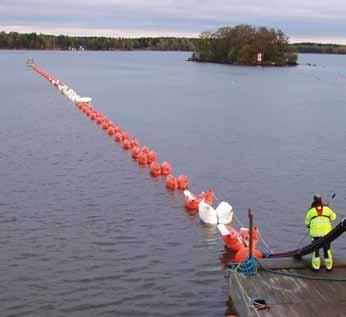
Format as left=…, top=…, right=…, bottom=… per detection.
left=305, top=206, right=336, bottom=237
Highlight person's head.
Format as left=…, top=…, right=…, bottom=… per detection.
left=312, top=194, right=323, bottom=207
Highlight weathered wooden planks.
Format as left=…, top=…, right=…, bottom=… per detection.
left=228, top=257, right=346, bottom=316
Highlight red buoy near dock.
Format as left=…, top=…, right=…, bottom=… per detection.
left=184, top=194, right=200, bottom=211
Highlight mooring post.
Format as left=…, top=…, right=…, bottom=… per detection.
left=248, top=208, right=253, bottom=258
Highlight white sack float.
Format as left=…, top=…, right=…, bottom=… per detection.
left=198, top=200, right=233, bottom=225
left=217, top=201, right=233, bottom=224
left=76, top=97, right=92, bottom=104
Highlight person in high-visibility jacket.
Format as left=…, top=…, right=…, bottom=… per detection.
left=305, top=194, right=336, bottom=271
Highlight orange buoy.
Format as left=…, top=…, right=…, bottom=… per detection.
left=131, top=147, right=140, bottom=159
left=131, top=138, right=140, bottom=148
left=90, top=114, right=96, bottom=120
left=141, top=146, right=149, bottom=154
left=86, top=111, right=91, bottom=117
left=107, top=127, right=115, bottom=136
left=137, top=151, right=148, bottom=165
left=220, top=225, right=263, bottom=263
left=234, top=247, right=263, bottom=263
left=122, top=132, right=130, bottom=141
left=204, top=189, right=214, bottom=205
left=177, top=175, right=189, bottom=190
left=166, top=174, right=178, bottom=190
left=115, top=133, right=123, bottom=142
left=123, top=139, right=132, bottom=150
left=239, top=228, right=260, bottom=249
left=161, top=161, right=172, bottom=176
left=221, top=226, right=245, bottom=252
left=184, top=194, right=200, bottom=211
left=114, top=126, right=122, bottom=133
left=102, top=121, right=109, bottom=130
left=147, top=150, right=157, bottom=164
left=96, top=117, right=103, bottom=125
left=150, top=162, right=161, bottom=177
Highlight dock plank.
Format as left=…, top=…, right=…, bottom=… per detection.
left=229, top=262, right=346, bottom=316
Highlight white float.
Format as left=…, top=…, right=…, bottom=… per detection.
left=198, top=200, right=233, bottom=225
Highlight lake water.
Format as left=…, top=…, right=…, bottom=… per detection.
left=1, top=50, right=346, bottom=316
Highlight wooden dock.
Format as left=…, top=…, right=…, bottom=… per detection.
left=228, top=257, right=346, bottom=316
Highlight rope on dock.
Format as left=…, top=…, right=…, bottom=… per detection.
left=231, top=267, right=270, bottom=316
left=231, top=257, right=346, bottom=281
left=229, top=256, right=258, bottom=276
left=258, top=261, right=346, bottom=282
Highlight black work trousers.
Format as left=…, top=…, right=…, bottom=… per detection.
left=313, top=237, right=331, bottom=258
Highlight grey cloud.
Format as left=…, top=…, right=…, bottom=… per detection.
left=1, top=0, right=346, bottom=40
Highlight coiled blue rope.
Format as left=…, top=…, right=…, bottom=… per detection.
left=229, top=256, right=259, bottom=276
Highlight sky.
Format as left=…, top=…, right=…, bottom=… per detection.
left=1, top=0, right=346, bottom=43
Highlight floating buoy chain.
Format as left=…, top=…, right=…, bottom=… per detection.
left=32, top=63, right=265, bottom=268
left=31, top=64, right=200, bottom=211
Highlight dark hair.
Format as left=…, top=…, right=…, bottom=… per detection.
left=311, top=195, right=323, bottom=208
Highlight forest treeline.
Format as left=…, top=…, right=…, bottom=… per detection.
left=291, top=43, right=346, bottom=54
left=0, top=31, right=196, bottom=51
left=191, top=25, right=298, bottom=66
left=1, top=30, right=345, bottom=56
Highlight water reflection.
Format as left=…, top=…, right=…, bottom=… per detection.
left=219, top=249, right=236, bottom=270
left=224, top=296, right=239, bottom=317
left=199, top=223, right=218, bottom=246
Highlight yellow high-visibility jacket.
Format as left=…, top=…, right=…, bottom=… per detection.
left=305, top=205, right=336, bottom=237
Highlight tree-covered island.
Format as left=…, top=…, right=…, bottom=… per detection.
left=190, top=24, right=298, bottom=66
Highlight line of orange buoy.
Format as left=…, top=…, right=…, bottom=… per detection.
left=30, top=63, right=266, bottom=264
left=31, top=63, right=212, bottom=213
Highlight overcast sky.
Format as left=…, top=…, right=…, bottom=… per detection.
left=1, top=0, right=346, bottom=43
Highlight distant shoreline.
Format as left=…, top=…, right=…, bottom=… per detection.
left=1, top=31, right=346, bottom=54
left=1, top=48, right=345, bottom=56
left=0, top=48, right=192, bottom=52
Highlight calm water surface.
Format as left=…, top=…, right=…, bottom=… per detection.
left=1, top=51, right=346, bottom=316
